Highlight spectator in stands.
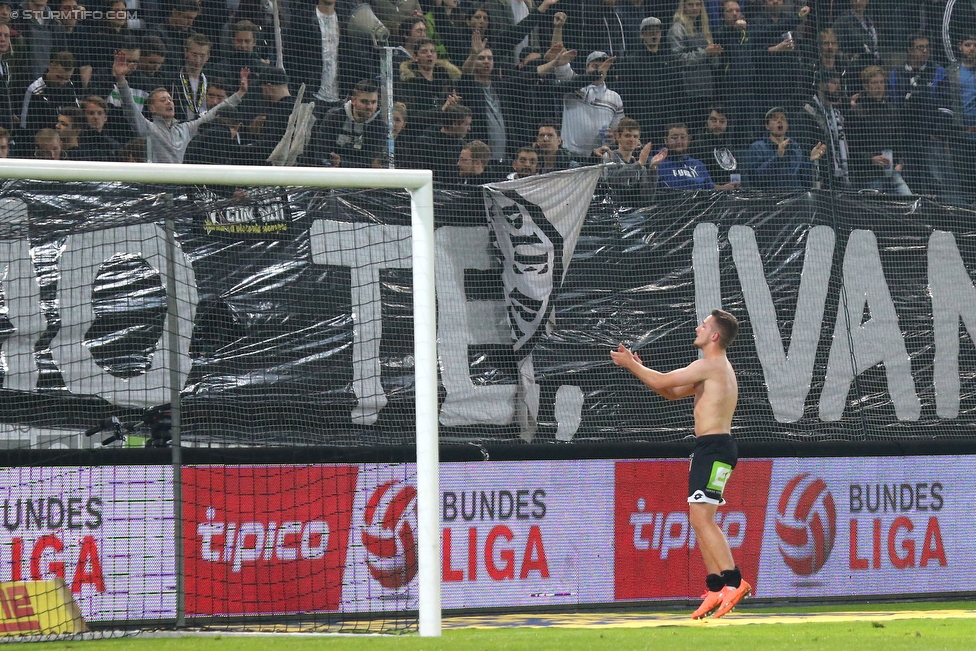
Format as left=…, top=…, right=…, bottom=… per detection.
left=33, top=126, right=63, bottom=158
left=691, top=105, right=741, bottom=189
left=118, top=135, right=146, bottom=162
left=13, top=0, right=59, bottom=87
left=114, top=49, right=248, bottom=163
left=832, top=0, right=881, bottom=70
left=184, top=76, right=253, bottom=165
left=78, top=94, right=120, bottom=161
left=250, top=66, right=292, bottom=161
left=582, top=0, right=628, bottom=60
left=0, top=23, right=15, bottom=132
left=888, top=34, right=950, bottom=197
left=454, top=138, right=491, bottom=183
left=846, top=66, right=912, bottom=194
left=441, top=2, right=549, bottom=70
left=374, top=102, right=411, bottom=168
left=596, top=116, right=662, bottom=203
left=54, top=0, right=94, bottom=86
left=414, top=103, right=471, bottom=180
left=617, top=0, right=655, bottom=53
left=282, top=0, right=353, bottom=113
left=794, top=72, right=851, bottom=189
left=560, top=51, right=623, bottom=158
left=456, top=46, right=515, bottom=164
left=0, top=125, right=9, bottom=156
left=534, top=121, right=575, bottom=173
left=308, top=79, right=385, bottom=168
left=139, top=36, right=168, bottom=84
left=213, top=0, right=272, bottom=54
left=507, top=11, right=577, bottom=149
left=20, top=51, right=79, bottom=137
left=442, top=5, right=492, bottom=66
left=0, top=0, right=13, bottom=27
left=90, top=0, right=132, bottom=74
left=809, top=28, right=851, bottom=93
left=425, top=0, right=463, bottom=62
left=370, top=0, right=422, bottom=34
left=89, top=34, right=139, bottom=102
left=506, top=145, right=539, bottom=179
left=618, top=16, right=676, bottom=140
left=752, top=0, right=809, bottom=114
left=206, top=20, right=271, bottom=122
left=398, top=38, right=462, bottom=134
left=214, top=20, right=268, bottom=81
left=943, top=2, right=976, bottom=65
left=946, top=34, right=976, bottom=204
left=396, top=16, right=431, bottom=63
left=154, top=0, right=202, bottom=72
left=95, top=38, right=150, bottom=145
left=668, top=0, right=722, bottom=125
left=488, top=0, right=542, bottom=67
left=744, top=107, right=825, bottom=190
left=712, top=0, right=755, bottom=135
left=169, top=34, right=213, bottom=121
left=55, top=104, right=83, bottom=158
left=649, top=122, right=714, bottom=189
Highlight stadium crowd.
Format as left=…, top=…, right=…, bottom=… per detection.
left=0, top=0, right=973, bottom=203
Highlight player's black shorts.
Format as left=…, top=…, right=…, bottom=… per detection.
left=688, top=434, right=738, bottom=506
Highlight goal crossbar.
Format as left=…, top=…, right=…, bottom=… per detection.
left=0, top=160, right=441, bottom=637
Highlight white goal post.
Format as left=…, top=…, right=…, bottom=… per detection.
left=0, top=160, right=441, bottom=637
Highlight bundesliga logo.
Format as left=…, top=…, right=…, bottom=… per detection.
left=362, top=479, right=418, bottom=589
left=775, top=473, right=836, bottom=576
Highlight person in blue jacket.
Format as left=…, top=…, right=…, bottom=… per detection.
left=744, top=107, right=826, bottom=190
left=650, top=122, right=716, bottom=190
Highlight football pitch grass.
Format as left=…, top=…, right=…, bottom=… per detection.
left=13, top=601, right=976, bottom=651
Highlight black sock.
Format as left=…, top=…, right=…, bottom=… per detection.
left=721, top=567, right=742, bottom=589
left=705, top=573, right=725, bottom=592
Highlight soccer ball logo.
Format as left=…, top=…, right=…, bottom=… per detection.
left=775, top=473, right=836, bottom=576
left=362, top=479, right=418, bottom=589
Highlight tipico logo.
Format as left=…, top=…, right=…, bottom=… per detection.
left=362, top=479, right=418, bottom=589
left=775, top=473, right=836, bottom=575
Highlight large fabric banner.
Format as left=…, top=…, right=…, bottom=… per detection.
left=1, top=176, right=976, bottom=446
left=485, top=168, right=603, bottom=439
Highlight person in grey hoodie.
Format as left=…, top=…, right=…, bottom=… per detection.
left=112, top=49, right=248, bottom=163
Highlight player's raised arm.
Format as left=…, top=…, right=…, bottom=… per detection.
left=610, top=344, right=703, bottom=400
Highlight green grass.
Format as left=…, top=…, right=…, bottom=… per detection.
left=13, top=622, right=976, bottom=651
left=13, top=602, right=976, bottom=651
left=744, top=599, right=976, bottom=613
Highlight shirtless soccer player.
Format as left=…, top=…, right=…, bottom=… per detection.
left=610, top=309, right=750, bottom=619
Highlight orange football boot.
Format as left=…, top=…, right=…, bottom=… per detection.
left=712, top=580, right=752, bottom=618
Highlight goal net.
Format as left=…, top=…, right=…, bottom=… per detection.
left=3, top=0, right=976, bottom=626
left=0, top=160, right=439, bottom=639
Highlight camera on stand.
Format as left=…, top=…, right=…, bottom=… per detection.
left=84, top=403, right=172, bottom=448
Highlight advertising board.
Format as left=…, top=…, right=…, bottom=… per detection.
left=757, top=457, right=973, bottom=597
left=182, top=465, right=359, bottom=616
left=0, top=466, right=175, bottom=621
left=174, top=454, right=976, bottom=618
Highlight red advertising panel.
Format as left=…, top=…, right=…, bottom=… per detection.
left=614, top=459, right=772, bottom=600
left=183, top=466, right=359, bottom=616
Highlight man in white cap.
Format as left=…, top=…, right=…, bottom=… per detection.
left=560, top=50, right=623, bottom=158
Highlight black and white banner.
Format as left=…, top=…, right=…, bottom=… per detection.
left=485, top=168, right=603, bottom=439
